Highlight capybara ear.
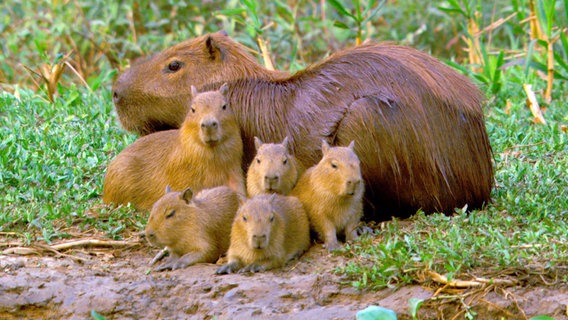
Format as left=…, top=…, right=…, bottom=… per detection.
left=191, top=85, right=198, bottom=97
left=219, top=83, right=229, bottom=96
left=347, top=140, right=355, bottom=150
left=217, top=30, right=228, bottom=37
left=282, top=136, right=290, bottom=151
left=180, top=188, right=194, bottom=204
left=254, top=136, right=263, bottom=151
left=321, top=140, right=331, bottom=155
left=165, top=185, right=172, bottom=193
left=205, top=35, right=225, bottom=61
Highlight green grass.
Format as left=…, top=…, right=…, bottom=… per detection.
left=0, top=87, right=142, bottom=243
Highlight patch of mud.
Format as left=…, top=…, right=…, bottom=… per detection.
left=1, top=244, right=567, bottom=319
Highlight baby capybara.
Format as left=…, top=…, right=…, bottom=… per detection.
left=216, top=194, right=310, bottom=274
left=103, top=83, right=245, bottom=211
left=291, top=140, right=364, bottom=252
left=145, top=186, right=239, bottom=271
left=246, top=136, right=303, bottom=197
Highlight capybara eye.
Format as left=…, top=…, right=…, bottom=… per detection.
left=331, top=162, right=338, bottom=169
left=166, top=210, right=176, bottom=218
left=283, top=158, right=288, bottom=165
left=222, top=104, right=227, bottom=110
left=256, top=158, right=261, bottom=164
left=190, top=107, right=196, bottom=113
left=269, top=215, right=274, bottom=223
left=243, top=215, right=248, bottom=222
left=167, top=61, right=183, bottom=72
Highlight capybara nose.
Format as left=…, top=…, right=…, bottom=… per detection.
left=346, top=180, right=360, bottom=195
left=252, top=234, right=267, bottom=248
left=201, top=120, right=218, bottom=129
left=113, top=90, right=121, bottom=105
left=264, top=175, right=279, bottom=187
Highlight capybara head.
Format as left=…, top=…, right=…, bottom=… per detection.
left=145, top=186, right=195, bottom=248
left=315, top=140, right=363, bottom=197
left=247, top=136, right=298, bottom=195
left=180, top=83, right=235, bottom=146
left=236, top=195, right=281, bottom=250
left=112, top=32, right=277, bottom=136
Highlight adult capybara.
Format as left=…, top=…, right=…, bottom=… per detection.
left=103, top=83, right=245, bottom=211
left=216, top=194, right=310, bottom=274
left=112, top=32, right=494, bottom=220
left=246, top=136, right=303, bottom=197
left=291, top=140, right=364, bottom=251
left=145, top=186, right=239, bottom=271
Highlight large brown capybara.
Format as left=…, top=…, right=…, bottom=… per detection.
left=103, top=83, right=245, bottom=211
left=112, top=32, right=494, bottom=220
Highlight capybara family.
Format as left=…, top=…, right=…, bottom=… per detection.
left=103, top=83, right=245, bottom=210
left=291, top=140, right=364, bottom=251
left=216, top=194, right=310, bottom=274
left=246, top=136, right=303, bottom=197
left=112, top=32, right=494, bottom=219
left=145, top=186, right=239, bottom=271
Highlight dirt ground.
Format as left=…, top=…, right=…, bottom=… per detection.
left=1, top=239, right=567, bottom=320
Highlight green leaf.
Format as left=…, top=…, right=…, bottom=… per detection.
left=328, top=0, right=355, bottom=19
left=409, top=298, right=424, bottom=319
left=91, top=310, right=107, bottom=320
left=333, top=20, right=351, bottom=30
left=529, top=316, right=556, bottom=320
left=356, top=305, right=397, bottom=320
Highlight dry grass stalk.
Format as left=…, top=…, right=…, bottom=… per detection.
left=523, top=84, right=547, bottom=124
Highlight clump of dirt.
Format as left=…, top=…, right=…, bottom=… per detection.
left=1, top=242, right=567, bottom=319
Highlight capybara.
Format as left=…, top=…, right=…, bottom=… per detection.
left=145, top=186, right=239, bottom=271
left=103, top=83, right=245, bottom=211
left=291, top=140, right=364, bottom=251
left=112, top=32, right=494, bottom=219
left=246, top=136, right=303, bottom=197
left=216, top=194, right=310, bottom=274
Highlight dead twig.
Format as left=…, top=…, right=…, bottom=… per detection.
left=3, top=239, right=138, bottom=257
left=427, top=270, right=517, bottom=288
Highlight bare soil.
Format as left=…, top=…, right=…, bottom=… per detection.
left=1, top=241, right=567, bottom=320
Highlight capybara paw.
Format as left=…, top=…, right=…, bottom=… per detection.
left=216, top=262, right=239, bottom=275
left=325, top=242, right=341, bottom=252
left=154, top=262, right=174, bottom=272
left=239, top=263, right=265, bottom=273
left=355, top=225, right=375, bottom=237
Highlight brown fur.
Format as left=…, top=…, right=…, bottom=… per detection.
left=145, top=186, right=239, bottom=270
left=112, top=32, right=494, bottom=219
left=291, top=140, right=364, bottom=251
left=216, top=194, right=310, bottom=274
left=246, top=136, right=303, bottom=197
left=103, top=84, right=245, bottom=210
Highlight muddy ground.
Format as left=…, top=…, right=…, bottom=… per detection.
left=1, top=239, right=567, bottom=320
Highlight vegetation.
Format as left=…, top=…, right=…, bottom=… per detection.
left=1, top=0, right=567, bottom=305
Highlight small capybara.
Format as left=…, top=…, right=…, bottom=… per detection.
left=291, top=140, right=364, bottom=252
left=145, top=185, right=239, bottom=271
left=246, top=136, right=303, bottom=197
left=103, top=83, right=245, bottom=211
left=112, top=32, right=494, bottom=219
left=216, top=194, right=310, bottom=274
